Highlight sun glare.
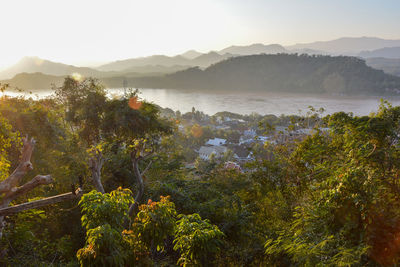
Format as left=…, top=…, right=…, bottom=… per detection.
left=34, top=58, right=44, bottom=66
left=71, top=72, right=83, bottom=81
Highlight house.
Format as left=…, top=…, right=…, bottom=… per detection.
left=258, top=136, right=269, bottom=143
left=273, top=127, right=316, bottom=143
left=215, top=125, right=231, bottom=130
left=239, top=129, right=258, bottom=144
left=198, top=145, right=228, bottom=160
left=294, top=128, right=313, bottom=135
left=239, top=138, right=254, bottom=145
left=243, top=129, right=257, bottom=138
left=274, top=126, right=289, bottom=135
left=206, top=138, right=226, bottom=146
left=216, top=116, right=233, bottom=124
left=178, top=125, right=185, bottom=133
left=232, top=145, right=251, bottom=162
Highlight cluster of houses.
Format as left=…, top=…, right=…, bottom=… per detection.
left=197, top=133, right=258, bottom=164
left=176, top=111, right=329, bottom=172
left=197, top=124, right=327, bottom=168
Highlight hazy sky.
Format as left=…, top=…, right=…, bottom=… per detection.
left=0, top=0, right=399, bottom=68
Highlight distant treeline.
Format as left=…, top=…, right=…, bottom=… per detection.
left=128, top=54, right=400, bottom=95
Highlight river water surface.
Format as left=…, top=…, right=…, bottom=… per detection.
left=5, top=88, right=400, bottom=116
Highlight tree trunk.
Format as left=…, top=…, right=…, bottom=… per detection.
left=128, top=158, right=144, bottom=217
left=127, top=145, right=153, bottom=218
left=88, top=151, right=105, bottom=194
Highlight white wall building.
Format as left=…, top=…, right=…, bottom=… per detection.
left=206, top=138, right=226, bottom=146
left=198, top=146, right=228, bottom=160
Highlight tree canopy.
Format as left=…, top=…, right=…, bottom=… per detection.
left=1, top=78, right=400, bottom=266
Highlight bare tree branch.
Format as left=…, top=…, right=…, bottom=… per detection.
left=0, top=188, right=83, bottom=216
left=141, top=160, right=152, bottom=176
left=1, top=175, right=53, bottom=207
left=0, top=174, right=54, bottom=238
left=0, top=136, right=35, bottom=194
left=0, top=135, right=55, bottom=239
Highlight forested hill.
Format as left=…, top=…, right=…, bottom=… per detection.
left=129, top=54, right=400, bottom=95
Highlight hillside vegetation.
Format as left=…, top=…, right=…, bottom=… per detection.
left=366, top=57, right=400, bottom=76
left=129, top=54, right=400, bottom=95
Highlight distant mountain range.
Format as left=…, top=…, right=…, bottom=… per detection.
left=219, top=43, right=286, bottom=55
left=0, top=57, right=193, bottom=80
left=0, top=57, right=105, bottom=80
left=359, top=47, right=400, bottom=58
left=180, top=50, right=203, bottom=59
left=96, top=44, right=288, bottom=72
left=97, top=55, right=190, bottom=72
left=96, top=52, right=236, bottom=72
left=286, top=37, right=400, bottom=55
left=0, top=53, right=239, bottom=80
left=2, top=37, right=400, bottom=94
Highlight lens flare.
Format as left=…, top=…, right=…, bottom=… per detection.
left=129, top=97, right=142, bottom=110
left=190, top=124, right=203, bottom=138
left=34, top=58, right=44, bottom=66
left=71, top=72, right=83, bottom=81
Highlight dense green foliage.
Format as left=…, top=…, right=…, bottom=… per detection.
left=2, top=78, right=400, bottom=266
left=0, top=114, right=18, bottom=180
left=133, top=196, right=177, bottom=252
left=76, top=188, right=134, bottom=266
left=174, top=213, right=224, bottom=266
left=77, top=189, right=223, bottom=266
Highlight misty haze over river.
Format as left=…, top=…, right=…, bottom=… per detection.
left=5, top=88, right=400, bottom=116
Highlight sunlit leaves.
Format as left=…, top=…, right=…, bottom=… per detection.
left=77, top=223, right=126, bottom=267
left=133, top=195, right=177, bottom=252
left=79, top=187, right=133, bottom=231
left=77, top=188, right=134, bottom=266
left=173, top=213, right=224, bottom=266
left=0, top=114, right=19, bottom=181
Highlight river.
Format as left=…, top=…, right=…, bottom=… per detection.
left=4, top=88, right=400, bottom=116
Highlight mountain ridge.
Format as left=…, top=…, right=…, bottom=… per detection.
left=286, top=37, right=400, bottom=54
left=0, top=56, right=105, bottom=80
left=3, top=37, right=400, bottom=88
left=359, top=47, right=400, bottom=58
left=219, top=43, right=287, bottom=55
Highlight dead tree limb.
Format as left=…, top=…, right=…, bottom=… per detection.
left=0, top=135, right=53, bottom=238
left=0, top=188, right=83, bottom=216
left=1, top=175, right=53, bottom=207
left=0, top=136, right=35, bottom=194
